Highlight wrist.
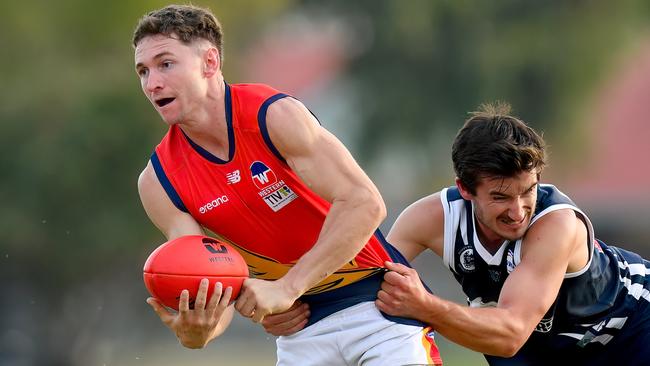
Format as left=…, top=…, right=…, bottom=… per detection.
left=276, top=275, right=305, bottom=300
left=423, top=293, right=446, bottom=325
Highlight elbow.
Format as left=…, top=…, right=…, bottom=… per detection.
left=491, top=328, right=529, bottom=357
left=340, top=185, right=386, bottom=227
left=495, top=340, right=525, bottom=358
left=365, top=189, right=387, bottom=225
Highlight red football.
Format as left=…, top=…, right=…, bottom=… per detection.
left=143, top=235, right=249, bottom=310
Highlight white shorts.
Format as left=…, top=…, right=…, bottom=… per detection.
left=276, top=301, right=442, bottom=366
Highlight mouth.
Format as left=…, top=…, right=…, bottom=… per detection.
left=500, top=216, right=527, bottom=228
left=155, top=97, right=175, bottom=108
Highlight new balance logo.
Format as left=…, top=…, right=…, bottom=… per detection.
left=226, top=170, right=241, bottom=184
left=199, top=195, right=229, bottom=214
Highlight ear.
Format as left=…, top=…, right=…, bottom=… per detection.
left=455, top=177, right=474, bottom=201
left=203, top=47, right=221, bottom=77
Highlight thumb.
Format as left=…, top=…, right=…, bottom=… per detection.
left=147, top=297, right=172, bottom=324
left=384, top=261, right=412, bottom=275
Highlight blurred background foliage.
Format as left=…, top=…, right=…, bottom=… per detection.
left=2, top=1, right=650, bottom=365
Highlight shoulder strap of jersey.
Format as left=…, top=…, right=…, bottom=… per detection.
left=229, top=83, right=291, bottom=161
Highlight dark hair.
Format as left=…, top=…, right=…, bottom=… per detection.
left=132, top=4, right=223, bottom=61
left=452, top=102, right=547, bottom=194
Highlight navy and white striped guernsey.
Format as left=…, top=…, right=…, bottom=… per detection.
left=440, top=184, right=650, bottom=364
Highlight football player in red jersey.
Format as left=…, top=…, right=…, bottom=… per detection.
left=133, top=5, right=441, bottom=365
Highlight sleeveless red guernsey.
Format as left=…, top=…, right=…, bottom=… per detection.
left=152, top=83, right=398, bottom=297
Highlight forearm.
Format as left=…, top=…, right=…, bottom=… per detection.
left=421, top=295, right=530, bottom=357
left=280, top=192, right=385, bottom=297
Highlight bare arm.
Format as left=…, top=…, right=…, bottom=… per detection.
left=379, top=207, right=584, bottom=356
left=138, top=163, right=235, bottom=347
left=235, top=98, right=386, bottom=322
left=386, top=193, right=445, bottom=260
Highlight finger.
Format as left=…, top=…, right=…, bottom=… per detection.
left=206, top=282, right=223, bottom=314
left=263, top=303, right=309, bottom=329
left=219, top=286, right=233, bottom=309
left=263, top=302, right=307, bottom=326
left=252, top=308, right=267, bottom=323
left=380, top=280, right=396, bottom=293
left=286, top=318, right=308, bottom=335
left=267, top=316, right=309, bottom=336
left=234, top=286, right=248, bottom=313
left=146, top=297, right=173, bottom=325
left=194, top=278, right=210, bottom=310
left=383, top=269, right=410, bottom=286
left=384, top=261, right=413, bottom=275
left=377, top=289, right=400, bottom=307
left=235, top=295, right=255, bottom=318
left=375, top=298, right=394, bottom=315
left=242, top=277, right=255, bottom=287
left=376, top=289, right=390, bottom=303
left=178, top=289, right=190, bottom=314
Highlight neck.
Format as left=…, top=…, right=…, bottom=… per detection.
left=179, top=78, right=230, bottom=159
left=475, top=220, right=504, bottom=254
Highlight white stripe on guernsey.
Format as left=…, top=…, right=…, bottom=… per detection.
left=618, top=262, right=650, bottom=276
left=591, top=334, right=614, bottom=345
left=558, top=333, right=614, bottom=345
left=618, top=275, right=650, bottom=302
left=615, top=258, right=650, bottom=302
left=606, top=317, right=628, bottom=329
left=558, top=333, right=582, bottom=340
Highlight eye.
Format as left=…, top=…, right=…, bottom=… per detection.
left=161, top=60, right=173, bottom=69
left=137, top=68, right=148, bottom=77
left=492, top=194, right=508, bottom=202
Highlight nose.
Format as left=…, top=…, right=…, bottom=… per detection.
left=508, top=197, right=526, bottom=222
left=144, top=70, right=163, bottom=93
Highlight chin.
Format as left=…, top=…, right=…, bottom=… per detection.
left=496, top=226, right=526, bottom=242
left=159, top=114, right=181, bottom=126
left=509, top=228, right=528, bottom=241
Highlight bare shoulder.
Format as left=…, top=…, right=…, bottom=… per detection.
left=525, top=208, right=580, bottom=241
left=137, top=162, right=157, bottom=191
left=264, top=97, right=321, bottom=155
left=400, top=192, right=444, bottom=223
left=522, top=208, right=588, bottom=271
left=388, top=191, right=445, bottom=259
left=136, top=161, right=170, bottom=217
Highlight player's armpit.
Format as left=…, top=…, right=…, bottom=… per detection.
left=137, top=162, right=204, bottom=239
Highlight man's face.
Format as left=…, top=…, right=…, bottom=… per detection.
left=459, top=170, right=539, bottom=246
left=134, top=35, right=207, bottom=125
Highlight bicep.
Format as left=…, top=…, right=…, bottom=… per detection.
left=497, top=210, right=578, bottom=329
left=138, top=162, right=204, bottom=239
left=266, top=98, right=379, bottom=203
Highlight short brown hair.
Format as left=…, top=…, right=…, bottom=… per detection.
left=452, top=102, right=547, bottom=194
left=132, top=4, right=223, bottom=61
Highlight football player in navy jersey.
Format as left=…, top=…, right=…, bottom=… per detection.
left=372, top=102, right=650, bottom=365
left=265, top=102, right=650, bottom=364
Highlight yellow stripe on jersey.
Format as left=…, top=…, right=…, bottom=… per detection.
left=227, top=241, right=383, bottom=295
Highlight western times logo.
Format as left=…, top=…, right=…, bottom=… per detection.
left=250, top=161, right=297, bottom=211
left=250, top=161, right=277, bottom=189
